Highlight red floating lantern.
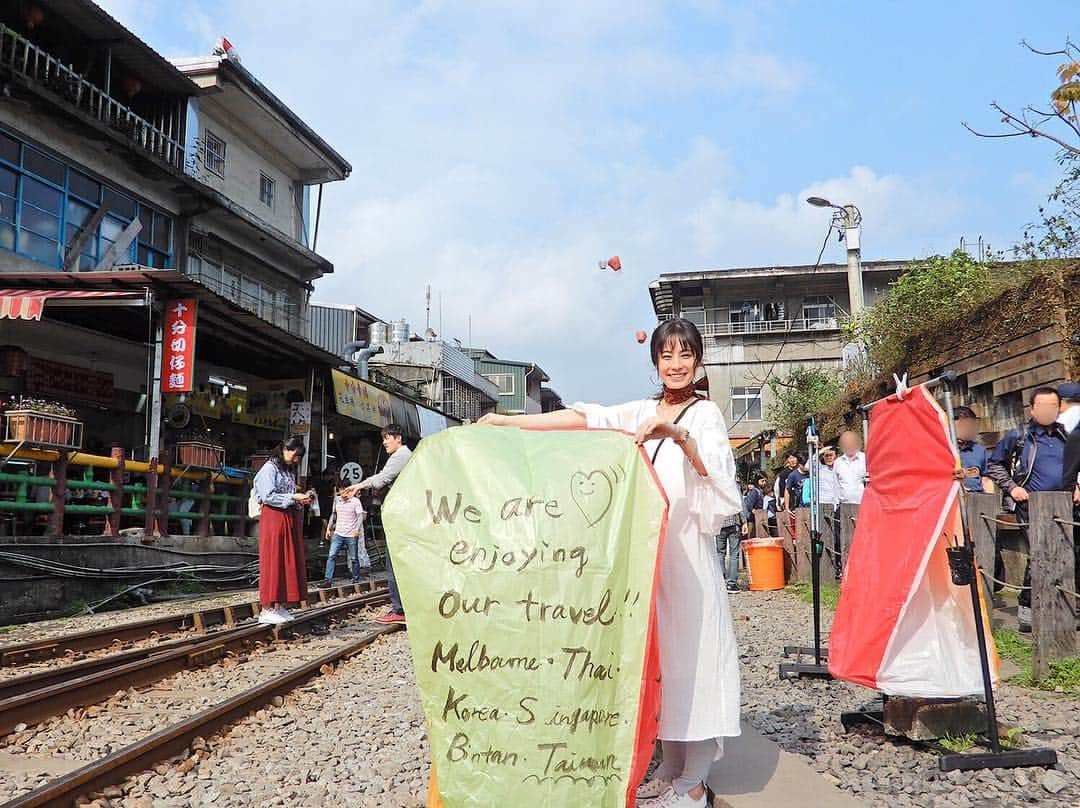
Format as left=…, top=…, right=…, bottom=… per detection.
left=635, top=330, right=648, bottom=344
left=598, top=255, right=623, bottom=272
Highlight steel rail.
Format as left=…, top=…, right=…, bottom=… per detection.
left=0, top=589, right=389, bottom=736
left=0, top=580, right=384, bottom=666
left=2, top=623, right=401, bottom=808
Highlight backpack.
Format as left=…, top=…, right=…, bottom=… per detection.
left=247, top=486, right=262, bottom=519
left=788, top=474, right=805, bottom=508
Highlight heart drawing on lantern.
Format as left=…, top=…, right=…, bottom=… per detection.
left=570, top=470, right=614, bottom=527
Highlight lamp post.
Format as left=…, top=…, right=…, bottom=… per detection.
left=807, top=197, right=864, bottom=315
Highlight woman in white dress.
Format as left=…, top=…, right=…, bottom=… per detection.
left=478, top=318, right=742, bottom=808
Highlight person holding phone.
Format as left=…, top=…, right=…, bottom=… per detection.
left=253, top=435, right=312, bottom=624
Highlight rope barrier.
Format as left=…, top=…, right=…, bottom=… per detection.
left=977, top=568, right=1031, bottom=592
left=1052, top=517, right=1080, bottom=529
left=1056, top=582, right=1080, bottom=599
left=979, top=513, right=1028, bottom=528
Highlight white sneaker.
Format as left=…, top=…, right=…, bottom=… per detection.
left=640, top=786, right=706, bottom=808
left=258, top=608, right=286, bottom=625
left=274, top=606, right=295, bottom=622
left=636, top=778, right=670, bottom=800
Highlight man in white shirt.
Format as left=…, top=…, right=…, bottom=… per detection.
left=834, top=430, right=867, bottom=506
left=1057, top=382, right=1080, bottom=434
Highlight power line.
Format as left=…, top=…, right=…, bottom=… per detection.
left=726, top=220, right=837, bottom=433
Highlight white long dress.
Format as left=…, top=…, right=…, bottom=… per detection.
left=571, top=398, right=743, bottom=743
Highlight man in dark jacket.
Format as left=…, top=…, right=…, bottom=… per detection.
left=987, top=387, right=1070, bottom=632
left=1059, top=409, right=1080, bottom=627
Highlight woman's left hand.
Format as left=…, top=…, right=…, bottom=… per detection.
left=634, top=416, right=676, bottom=445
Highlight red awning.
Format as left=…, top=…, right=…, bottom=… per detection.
left=0, top=289, right=144, bottom=321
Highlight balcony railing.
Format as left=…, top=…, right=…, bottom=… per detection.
left=186, top=270, right=308, bottom=337
left=0, top=24, right=184, bottom=170
left=661, top=315, right=843, bottom=336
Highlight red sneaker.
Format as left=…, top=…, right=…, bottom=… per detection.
left=375, top=612, right=406, bottom=625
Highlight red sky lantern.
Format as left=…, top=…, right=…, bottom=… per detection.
left=598, top=255, right=622, bottom=272
left=635, top=330, right=647, bottom=344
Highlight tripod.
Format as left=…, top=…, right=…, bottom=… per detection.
left=779, top=415, right=832, bottom=679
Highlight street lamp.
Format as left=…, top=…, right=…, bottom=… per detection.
left=806, top=196, right=864, bottom=314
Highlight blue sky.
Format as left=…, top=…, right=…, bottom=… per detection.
left=101, top=0, right=1075, bottom=403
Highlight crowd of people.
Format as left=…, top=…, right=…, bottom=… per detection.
left=718, top=431, right=868, bottom=590
left=717, top=383, right=1080, bottom=635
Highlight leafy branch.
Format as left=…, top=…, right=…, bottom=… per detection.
left=963, top=38, right=1080, bottom=155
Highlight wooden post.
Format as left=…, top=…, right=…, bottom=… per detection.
left=962, top=492, right=998, bottom=584
left=143, top=457, right=158, bottom=542
left=107, top=446, right=125, bottom=538
left=197, top=477, right=213, bottom=538
left=793, top=507, right=811, bottom=583
left=1028, top=491, right=1077, bottom=680
left=48, top=453, right=67, bottom=538
left=839, top=503, right=859, bottom=574
left=751, top=508, right=769, bottom=540
left=233, top=483, right=248, bottom=539
left=157, top=455, right=172, bottom=539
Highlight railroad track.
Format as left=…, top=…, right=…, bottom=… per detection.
left=2, top=621, right=401, bottom=808
left=0, top=579, right=385, bottom=667
left=0, top=587, right=391, bottom=737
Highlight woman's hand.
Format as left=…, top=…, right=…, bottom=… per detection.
left=341, top=484, right=361, bottom=499
left=292, top=492, right=312, bottom=505
left=634, top=417, right=679, bottom=445
left=477, top=413, right=510, bottom=426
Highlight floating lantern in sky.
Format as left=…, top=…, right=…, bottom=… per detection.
left=635, top=330, right=648, bottom=344
left=598, top=255, right=622, bottom=272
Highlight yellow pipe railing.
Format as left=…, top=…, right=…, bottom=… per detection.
left=0, top=446, right=248, bottom=485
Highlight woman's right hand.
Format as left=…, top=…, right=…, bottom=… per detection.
left=292, top=492, right=312, bottom=505
left=477, top=413, right=510, bottom=426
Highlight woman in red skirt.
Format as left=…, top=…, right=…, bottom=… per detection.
left=253, top=436, right=312, bottom=624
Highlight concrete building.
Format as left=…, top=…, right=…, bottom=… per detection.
left=172, top=49, right=350, bottom=336
left=0, top=0, right=351, bottom=468
left=369, top=339, right=498, bottom=423
left=648, top=259, right=908, bottom=463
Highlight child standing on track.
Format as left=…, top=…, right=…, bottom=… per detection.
left=315, top=488, right=369, bottom=587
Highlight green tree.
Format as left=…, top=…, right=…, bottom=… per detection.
left=766, top=366, right=844, bottom=440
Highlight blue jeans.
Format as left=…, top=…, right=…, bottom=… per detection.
left=324, top=534, right=365, bottom=581
left=385, top=549, right=403, bottom=614
left=716, top=525, right=741, bottom=585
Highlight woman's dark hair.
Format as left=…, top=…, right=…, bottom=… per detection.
left=271, top=435, right=306, bottom=467
left=649, top=318, right=704, bottom=369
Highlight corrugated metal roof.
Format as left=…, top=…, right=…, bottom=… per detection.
left=35, top=0, right=198, bottom=96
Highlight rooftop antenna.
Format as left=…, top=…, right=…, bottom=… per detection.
left=425, top=284, right=431, bottom=332
left=467, top=314, right=472, bottom=349
left=439, top=292, right=443, bottom=342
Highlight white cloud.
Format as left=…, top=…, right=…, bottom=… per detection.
left=100, top=1, right=967, bottom=404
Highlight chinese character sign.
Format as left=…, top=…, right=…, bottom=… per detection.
left=161, top=299, right=197, bottom=393
left=381, top=426, right=667, bottom=808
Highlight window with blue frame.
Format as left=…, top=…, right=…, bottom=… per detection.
left=0, top=128, right=174, bottom=270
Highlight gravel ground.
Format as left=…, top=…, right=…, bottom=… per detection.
left=77, top=630, right=427, bottom=808
left=0, top=605, right=387, bottom=804
left=2, top=587, right=1076, bottom=807
left=735, top=588, right=1080, bottom=808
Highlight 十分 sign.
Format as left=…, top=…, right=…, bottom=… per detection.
left=161, top=299, right=197, bottom=394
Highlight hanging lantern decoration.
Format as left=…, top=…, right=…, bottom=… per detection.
left=635, top=330, right=648, bottom=344
left=598, top=255, right=622, bottom=272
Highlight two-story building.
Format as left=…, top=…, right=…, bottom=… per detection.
left=464, top=348, right=551, bottom=415
left=648, top=259, right=908, bottom=467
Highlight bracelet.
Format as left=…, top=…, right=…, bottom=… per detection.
left=674, top=426, right=691, bottom=445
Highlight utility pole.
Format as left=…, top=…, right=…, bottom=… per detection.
left=844, top=204, right=864, bottom=315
